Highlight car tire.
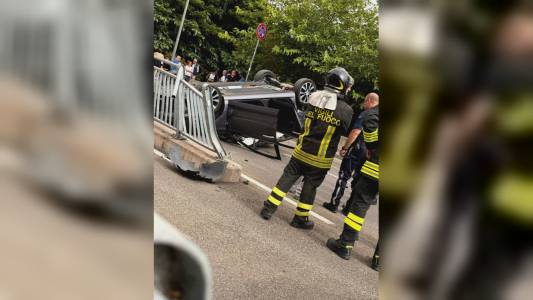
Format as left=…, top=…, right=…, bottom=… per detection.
left=294, top=78, right=316, bottom=106
left=209, top=86, right=224, bottom=117
left=253, top=69, right=277, bottom=82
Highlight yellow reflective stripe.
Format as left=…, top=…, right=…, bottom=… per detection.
left=344, top=217, right=362, bottom=231
left=363, top=129, right=378, bottom=137
left=294, top=148, right=334, bottom=164
left=297, top=118, right=312, bottom=148
left=361, top=166, right=379, bottom=179
left=318, top=125, right=336, bottom=158
left=363, top=129, right=379, bottom=142
left=364, top=161, right=379, bottom=171
left=272, top=187, right=286, bottom=198
left=295, top=210, right=310, bottom=217
left=293, top=153, right=331, bottom=169
left=364, top=136, right=379, bottom=143
left=293, top=149, right=332, bottom=169
left=268, top=195, right=282, bottom=206
left=361, top=160, right=380, bottom=179
left=347, top=213, right=365, bottom=224
left=297, top=202, right=313, bottom=210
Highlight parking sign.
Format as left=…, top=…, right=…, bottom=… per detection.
left=255, top=22, right=268, bottom=42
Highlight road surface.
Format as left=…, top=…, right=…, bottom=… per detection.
left=154, top=139, right=378, bottom=299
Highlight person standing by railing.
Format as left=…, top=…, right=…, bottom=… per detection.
left=184, top=60, right=194, bottom=81
left=219, top=70, right=228, bottom=82
left=192, top=58, right=200, bottom=80
left=170, top=55, right=182, bottom=74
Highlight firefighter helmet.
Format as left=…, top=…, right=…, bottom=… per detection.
left=325, top=67, right=351, bottom=94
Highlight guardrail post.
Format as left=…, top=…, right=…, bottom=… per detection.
left=173, top=65, right=185, bottom=139
left=202, top=83, right=227, bottom=159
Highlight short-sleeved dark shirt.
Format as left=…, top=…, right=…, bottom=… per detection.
left=345, top=110, right=365, bottom=158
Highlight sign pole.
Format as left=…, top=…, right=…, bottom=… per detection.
left=171, top=0, right=190, bottom=61
left=245, top=39, right=260, bottom=82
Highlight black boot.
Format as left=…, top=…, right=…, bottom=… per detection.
left=260, top=201, right=277, bottom=220
left=290, top=215, right=314, bottom=230
left=326, top=238, right=353, bottom=260
left=322, top=202, right=338, bottom=213
left=371, top=243, right=380, bottom=271
left=371, top=253, right=380, bottom=271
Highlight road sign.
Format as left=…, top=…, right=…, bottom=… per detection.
left=255, top=22, right=268, bottom=42
left=246, top=23, right=267, bottom=81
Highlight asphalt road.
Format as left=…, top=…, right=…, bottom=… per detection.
left=154, top=139, right=378, bottom=299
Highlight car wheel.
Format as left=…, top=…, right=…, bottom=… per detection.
left=210, top=87, right=224, bottom=117
left=294, top=78, right=316, bottom=106
left=253, top=69, right=277, bottom=82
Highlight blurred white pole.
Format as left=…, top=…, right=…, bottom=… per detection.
left=245, top=39, right=260, bottom=82
left=171, top=0, right=190, bottom=61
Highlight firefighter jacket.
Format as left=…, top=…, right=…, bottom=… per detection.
left=360, top=106, right=379, bottom=181
left=292, top=93, right=353, bottom=170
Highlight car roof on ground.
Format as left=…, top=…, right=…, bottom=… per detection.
left=192, top=80, right=295, bottom=99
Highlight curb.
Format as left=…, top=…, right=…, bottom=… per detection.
left=154, top=121, right=242, bottom=183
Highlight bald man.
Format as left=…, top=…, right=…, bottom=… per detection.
left=327, top=92, right=379, bottom=260
left=324, top=93, right=379, bottom=214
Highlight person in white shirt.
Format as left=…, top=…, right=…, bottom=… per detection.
left=184, top=60, right=194, bottom=81
left=207, top=72, right=216, bottom=82
left=219, top=70, right=228, bottom=82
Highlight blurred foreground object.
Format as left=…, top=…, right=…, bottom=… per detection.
left=0, top=0, right=153, bottom=299
left=380, top=1, right=533, bottom=299
left=154, top=213, right=213, bottom=300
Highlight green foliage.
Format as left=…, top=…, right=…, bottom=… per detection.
left=153, top=0, right=378, bottom=95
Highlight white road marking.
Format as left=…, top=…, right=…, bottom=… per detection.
left=154, top=148, right=335, bottom=225
left=241, top=173, right=335, bottom=225
left=327, top=172, right=339, bottom=180
left=154, top=149, right=169, bottom=162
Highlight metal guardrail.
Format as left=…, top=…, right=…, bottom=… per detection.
left=0, top=5, right=152, bottom=144
left=153, top=67, right=177, bottom=128
left=153, top=57, right=226, bottom=158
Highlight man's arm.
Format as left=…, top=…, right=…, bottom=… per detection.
left=340, top=128, right=361, bottom=156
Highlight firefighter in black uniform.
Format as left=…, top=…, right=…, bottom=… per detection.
left=260, top=68, right=354, bottom=229
left=323, top=92, right=367, bottom=214
left=327, top=92, right=379, bottom=259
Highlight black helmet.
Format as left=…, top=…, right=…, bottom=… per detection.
left=325, top=67, right=351, bottom=94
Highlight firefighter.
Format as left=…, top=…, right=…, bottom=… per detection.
left=326, top=92, right=379, bottom=259
left=260, top=67, right=354, bottom=229
left=323, top=89, right=368, bottom=213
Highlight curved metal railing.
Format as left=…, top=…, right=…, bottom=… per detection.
left=153, top=57, right=226, bottom=158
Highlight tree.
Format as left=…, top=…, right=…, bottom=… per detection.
left=153, top=0, right=379, bottom=97
left=154, top=0, right=268, bottom=74
left=223, top=0, right=378, bottom=96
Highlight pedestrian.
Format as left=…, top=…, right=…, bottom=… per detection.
left=207, top=71, right=216, bottom=82
left=184, top=60, right=193, bottom=81
left=192, top=58, right=200, bottom=80
left=227, top=70, right=241, bottom=82
left=219, top=70, right=228, bottom=82
left=170, top=55, right=182, bottom=74
left=260, top=68, right=354, bottom=230
left=326, top=92, right=379, bottom=260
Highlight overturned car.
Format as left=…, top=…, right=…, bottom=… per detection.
left=191, top=70, right=317, bottom=158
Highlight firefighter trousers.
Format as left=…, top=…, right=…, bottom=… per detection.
left=267, top=158, right=328, bottom=216
left=340, top=175, right=378, bottom=244
left=330, top=147, right=366, bottom=206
